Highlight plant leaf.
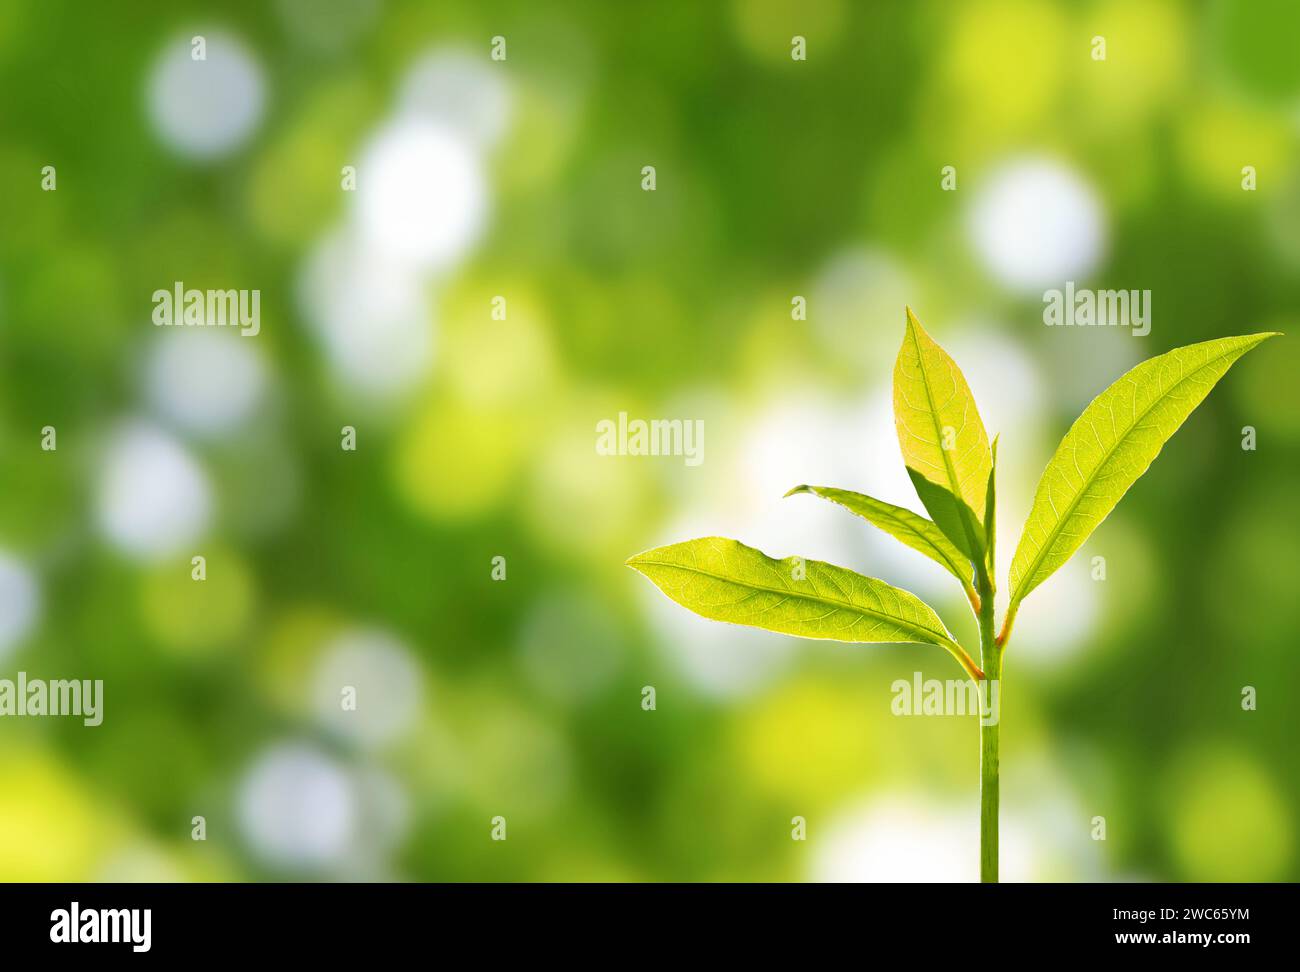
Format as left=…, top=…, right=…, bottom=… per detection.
left=626, top=537, right=982, bottom=679
left=784, top=484, right=977, bottom=604
left=1008, top=332, right=1279, bottom=607
left=893, top=308, right=992, bottom=563
left=984, top=435, right=999, bottom=583
left=904, top=469, right=985, bottom=564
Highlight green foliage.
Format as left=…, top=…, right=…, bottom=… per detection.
left=625, top=536, right=981, bottom=679
left=627, top=310, right=1277, bottom=881
left=1006, top=332, right=1278, bottom=610
left=893, top=308, right=992, bottom=565
left=784, top=484, right=979, bottom=609
left=630, top=314, right=1274, bottom=669
left=1, top=0, right=1293, bottom=886
left=983, top=436, right=999, bottom=584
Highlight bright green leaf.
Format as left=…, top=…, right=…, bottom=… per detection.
left=984, top=435, right=999, bottom=582
left=893, top=308, right=992, bottom=563
left=784, top=484, right=977, bottom=604
left=1008, top=332, right=1279, bottom=607
left=626, top=536, right=982, bottom=679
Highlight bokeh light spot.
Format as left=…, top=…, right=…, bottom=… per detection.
left=355, top=120, right=487, bottom=273
left=0, top=551, right=40, bottom=661
left=95, top=422, right=213, bottom=561
left=237, top=742, right=356, bottom=872
left=145, top=329, right=268, bottom=439
left=967, top=157, right=1107, bottom=292
left=148, top=31, right=266, bottom=160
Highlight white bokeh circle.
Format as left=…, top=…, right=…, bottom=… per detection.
left=148, top=31, right=265, bottom=160
left=967, top=157, right=1106, bottom=293
left=95, top=422, right=212, bottom=560
left=237, top=742, right=356, bottom=871
left=354, top=119, right=487, bottom=273
left=397, top=47, right=512, bottom=151
left=311, top=628, right=423, bottom=749
left=145, top=330, right=267, bottom=438
left=296, top=229, right=435, bottom=399
left=0, top=552, right=40, bottom=660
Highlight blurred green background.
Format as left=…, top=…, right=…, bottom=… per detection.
left=0, top=0, right=1297, bottom=882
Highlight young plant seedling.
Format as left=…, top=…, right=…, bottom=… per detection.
left=627, top=309, right=1277, bottom=882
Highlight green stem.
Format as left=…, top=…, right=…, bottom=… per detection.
left=978, top=578, right=1001, bottom=883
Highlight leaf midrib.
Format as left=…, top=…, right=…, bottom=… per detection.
left=631, top=557, right=954, bottom=647
left=1011, top=342, right=1246, bottom=603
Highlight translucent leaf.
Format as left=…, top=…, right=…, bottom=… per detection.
left=1008, top=332, right=1278, bottom=606
left=627, top=536, right=982, bottom=679
left=893, top=308, right=992, bottom=562
left=785, top=484, right=977, bottom=604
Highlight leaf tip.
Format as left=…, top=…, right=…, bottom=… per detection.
left=1242, top=331, right=1283, bottom=346
left=783, top=484, right=812, bottom=498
